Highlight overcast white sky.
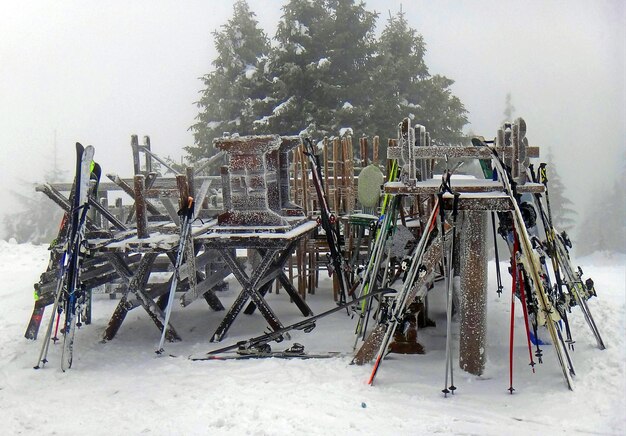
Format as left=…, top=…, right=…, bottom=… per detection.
left=0, top=0, right=624, bottom=236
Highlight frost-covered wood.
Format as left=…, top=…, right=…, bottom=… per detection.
left=459, top=211, right=488, bottom=376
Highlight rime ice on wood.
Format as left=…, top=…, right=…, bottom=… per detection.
left=215, top=134, right=303, bottom=226
left=459, top=210, right=488, bottom=376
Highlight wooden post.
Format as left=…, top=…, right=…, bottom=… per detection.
left=131, top=135, right=141, bottom=175
left=133, top=175, right=149, bottom=239
left=345, top=136, right=355, bottom=213
left=176, top=174, right=189, bottom=211
left=360, top=137, right=368, bottom=167
left=459, top=210, right=488, bottom=375
left=101, top=197, right=109, bottom=231
left=323, top=137, right=329, bottom=199
left=341, top=138, right=348, bottom=214
left=292, top=148, right=299, bottom=207
left=186, top=166, right=195, bottom=199
left=373, top=136, right=379, bottom=165
left=108, top=174, right=161, bottom=216
left=512, top=124, right=520, bottom=180
left=332, top=138, right=340, bottom=214
left=115, top=198, right=124, bottom=223
left=299, top=145, right=309, bottom=215
left=143, top=136, right=152, bottom=174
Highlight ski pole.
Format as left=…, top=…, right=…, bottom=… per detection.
left=508, top=231, right=518, bottom=394
left=157, top=197, right=194, bottom=354
left=491, top=212, right=504, bottom=297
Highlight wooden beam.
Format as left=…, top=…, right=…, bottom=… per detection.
left=411, top=145, right=539, bottom=159
left=459, top=211, right=488, bottom=376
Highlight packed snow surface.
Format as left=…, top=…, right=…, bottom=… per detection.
left=1, top=240, right=624, bottom=435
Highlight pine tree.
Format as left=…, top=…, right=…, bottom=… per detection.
left=4, top=159, right=66, bottom=244
left=257, top=0, right=378, bottom=137
left=366, top=10, right=467, bottom=144
left=577, top=151, right=626, bottom=255
left=544, top=148, right=577, bottom=233
left=577, top=188, right=610, bottom=255
left=188, top=2, right=469, bottom=156
left=187, top=0, right=271, bottom=161
left=502, top=92, right=515, bottom=123
left=606, top=154, right=626, bottom=253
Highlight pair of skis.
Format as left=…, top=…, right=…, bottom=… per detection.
left=302, top=138, right=350, bottom=305
left=351, top=162, right=401, bottom=347
left=365, top=194, right=442, bottom=385
left=364, top=163, right=462, bottom=391
left=189, top=288, right=391, bottom=361
left=486, top=145, right=575, bottom=390
left=35, top=143, right=100, bottom=371
left=529, top=164, right=605, bottom=350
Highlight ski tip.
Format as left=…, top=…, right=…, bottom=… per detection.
left=470, top=137, right=485, bottom=147
left=379, top=287, right=397, bottom=296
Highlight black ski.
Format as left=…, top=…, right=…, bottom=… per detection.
left=302, top=138, right=350, bottom=304
left=193, top=344, right=341, bottom=361
left=60, top=145, right=98, bottom=371
left=190, top=288, right=393, bottom=360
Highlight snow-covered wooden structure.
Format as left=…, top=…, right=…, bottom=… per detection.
left=24, top=113, right=606, bottom=396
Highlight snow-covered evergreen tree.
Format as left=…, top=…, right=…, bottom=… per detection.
left=543, top=148, right=577, bottom=233
left=502, top=92, right=515, bottom=123
left=257, top=0, right=377, bottom=137
left=577, top=151, right=625, bottom=255
left=4, top=165, right=65, bottom=244
left=188, top=0, right=271, bottom=161
left=366, top=11, right=467, bottom=144
left=189, top=1, right=468, bottom=156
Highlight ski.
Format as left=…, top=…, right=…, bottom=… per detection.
left=352, top=188, right=401, bottom=346
left=303, top=138, right=350, bottom=305
left=486, top=142, right=574, bottom=390
left=34, top=143, right=86, bottom=368
left=552, top=234, right=605, bottom=349
left=191, top=344, right=341, bottom=361
left=196, top=352, right=342, bottom=361
left=60, top=145, right=98, bottom=371
left=533, top=164, right=605, bottom=350
left=368, top=196, right=441, bottom=385
left=190, top=288, right=393, bottom=360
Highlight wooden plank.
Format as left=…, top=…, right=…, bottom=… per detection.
left=411, top=145, right=539, bottom=159
left=134, top=175, right=149, bottom=239
left=49, top=176, right=221, bottom=193
left=384, top=179, right=545, bottom=195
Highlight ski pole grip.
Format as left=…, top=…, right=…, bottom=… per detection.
left=538, top=163, right=547, bottom=185
left=186, top=196, right=195, bottom=218
left=176, top=174, right=190, bottom=209
left=452, top=192, right=460, bottom=220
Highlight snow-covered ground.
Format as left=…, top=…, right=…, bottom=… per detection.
left=1, top=240, right=624, bottom=435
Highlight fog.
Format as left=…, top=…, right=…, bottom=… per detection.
left=1, top=0, right=624, bottom=238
